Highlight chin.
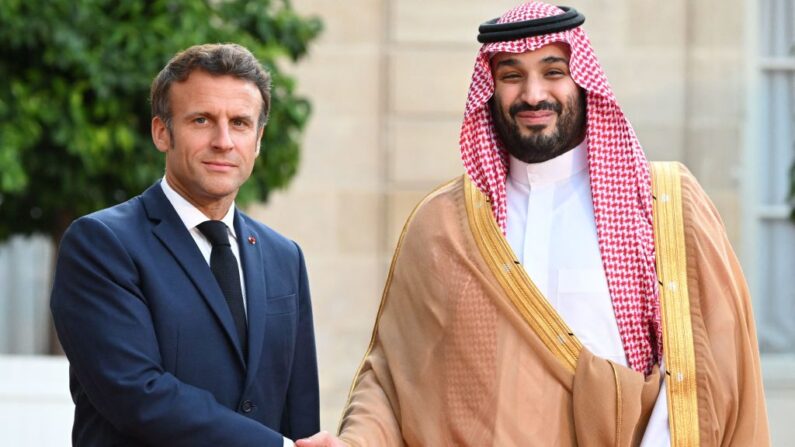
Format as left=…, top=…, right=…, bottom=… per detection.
left=519, top=130, right=553, bottom=141
left=519, top=124, right=553, bottom=135
left=202, top=181, right=241, bottom=197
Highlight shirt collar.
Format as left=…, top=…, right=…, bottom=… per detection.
left=508, top=139, right=588, bottom=186
left=159, top=177, right=237, bottom=239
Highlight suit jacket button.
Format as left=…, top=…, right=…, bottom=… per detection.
left=241, top=400, right=254, bottom=413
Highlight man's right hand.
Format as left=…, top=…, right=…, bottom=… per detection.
left=295, top=431, right=346, bottom=447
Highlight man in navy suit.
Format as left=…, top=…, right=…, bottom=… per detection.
left=50, top=43, right=319, bottom=446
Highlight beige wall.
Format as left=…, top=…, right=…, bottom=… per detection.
left=249, top=0, right=748, bottom=430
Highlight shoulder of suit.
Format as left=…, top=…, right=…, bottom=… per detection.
left=237, top=210, right=301, bottom=256
left=74, top=193, right=147, bottom=231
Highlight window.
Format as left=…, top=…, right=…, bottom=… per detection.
left=747, top=0, right=795, bottom=353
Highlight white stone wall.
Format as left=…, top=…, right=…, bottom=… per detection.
left=0, top=235, right=54, bottom=354
left=0, top=356, right=71, bottom=446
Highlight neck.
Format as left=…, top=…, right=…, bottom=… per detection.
left=197, top=201, right=235, bottom=221
left=164, top=174, right=235, bottom=221
left=508, top=138, right=589, bottom=185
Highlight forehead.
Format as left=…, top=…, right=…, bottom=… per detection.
left=490, top=42, right=571, bottom=69
left=169, top=70, right=262, bottom=111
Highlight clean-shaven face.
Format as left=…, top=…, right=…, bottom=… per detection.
left=151, top=70, right=264, bottom=215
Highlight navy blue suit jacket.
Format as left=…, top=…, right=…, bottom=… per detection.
left=50, top=183, right=319, bottom=446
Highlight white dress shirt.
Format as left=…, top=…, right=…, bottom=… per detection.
left=160, top=178, right=247, bottom=314
left=504, top=142, right=670, bottom=446
left=161, top=179, right=295, bottom=447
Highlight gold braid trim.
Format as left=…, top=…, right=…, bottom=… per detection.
left=464, top=175, right=582, bottom=373
left=651, top=162, right=700, bottom=446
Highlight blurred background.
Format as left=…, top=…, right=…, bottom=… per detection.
left=1, top=0, right=793, bottom=444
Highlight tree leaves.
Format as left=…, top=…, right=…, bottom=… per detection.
left=0, top=0, right=322, bottom=242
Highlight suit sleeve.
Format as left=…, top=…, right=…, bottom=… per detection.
left=281, top=243, right=320, bottom=439
left=50, top=216, right=284, bottom=447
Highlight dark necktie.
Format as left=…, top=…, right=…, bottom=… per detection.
left=197, top=220, right=247, bottom=356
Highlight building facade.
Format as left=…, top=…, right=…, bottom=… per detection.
left=0, top=0, right=792, bottom=444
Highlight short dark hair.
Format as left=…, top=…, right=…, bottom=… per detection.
left=150, top=43, right=271, bottom=130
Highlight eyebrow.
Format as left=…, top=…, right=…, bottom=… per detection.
left=231, top=114, right=256, bottom=124
left=494, top=55, right=569, bottom=69
left=184, top=111, right=255, bottom=121
left=541, top=56, right=569, bottom=65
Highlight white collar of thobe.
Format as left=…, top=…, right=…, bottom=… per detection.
left=159, top=177, right=237, bottom=239
left=507, top=139, right=588, bottom=186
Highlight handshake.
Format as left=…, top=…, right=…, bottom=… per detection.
left=295, top=431, right=346, bottom=447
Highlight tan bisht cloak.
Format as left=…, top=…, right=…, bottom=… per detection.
left=338, top=163, right=769, bottom=446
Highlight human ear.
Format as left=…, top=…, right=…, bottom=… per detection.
left=151, top=116, right=171, bottom=152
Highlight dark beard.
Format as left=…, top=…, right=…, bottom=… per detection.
left=490, top=90, right=586, bottom=164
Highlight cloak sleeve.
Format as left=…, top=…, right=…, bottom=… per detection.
left=338, top=180, right=464, bottom=447
left=678, top=164, right=770, bottom=446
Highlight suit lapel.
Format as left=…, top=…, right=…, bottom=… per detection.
left=235, top=211, right=268, bottom=385
left=141, top=183, right=246, bottom=368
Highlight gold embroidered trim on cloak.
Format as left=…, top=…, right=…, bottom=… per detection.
left=609, top=361, right=623, bottom=447
left=463, top=175, right=582, bottom=373
left=650, top=162, right=700, bottom=446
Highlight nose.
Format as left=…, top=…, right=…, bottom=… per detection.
left=521, top=77, right=549, bottom=106
left=211, top=123, right=234, bottom=151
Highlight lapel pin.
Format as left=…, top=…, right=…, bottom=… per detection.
left=248, top=235, right=257, bottom=245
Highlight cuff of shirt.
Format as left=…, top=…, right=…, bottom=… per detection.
left=284, top=437, right=295, bottom=447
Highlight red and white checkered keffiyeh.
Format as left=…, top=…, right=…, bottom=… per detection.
left=460, top=1, right=661, bottom=373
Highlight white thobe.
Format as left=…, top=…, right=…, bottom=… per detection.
left=505, top=142, right=670, bottom=446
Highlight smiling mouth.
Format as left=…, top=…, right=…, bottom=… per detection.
left=515, top=111, right=556, bottom=127
left=203, top=161, right=237, bottom=171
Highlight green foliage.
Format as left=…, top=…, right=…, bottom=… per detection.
left=0, top=0, right=322, bottom=242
